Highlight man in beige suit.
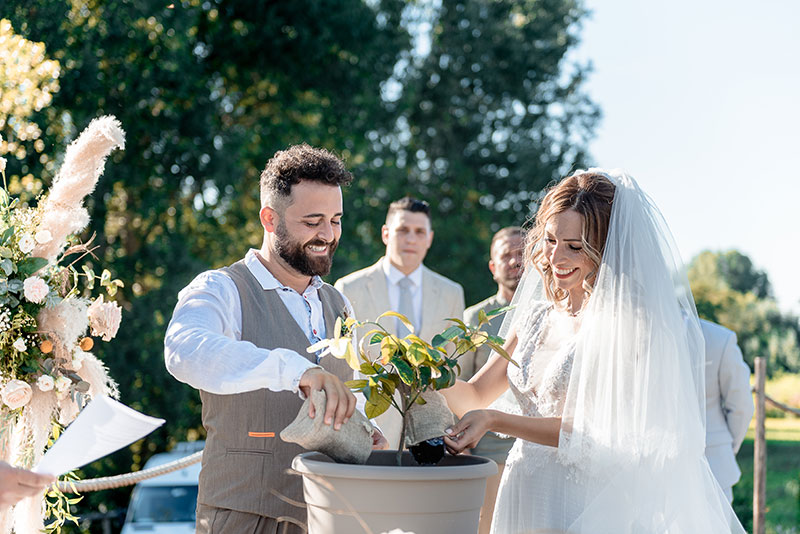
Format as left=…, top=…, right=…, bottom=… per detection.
left=701, top=319, right=754, bottom=502
left=335, top=197, right=465, bottom=448
left=165, top=144, right=384, bottom=534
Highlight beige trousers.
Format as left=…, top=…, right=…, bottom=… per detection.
left=196, top=504, right=306, bottom=534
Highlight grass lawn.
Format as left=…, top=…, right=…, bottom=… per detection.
left=733, top=418, right=800, bottom=533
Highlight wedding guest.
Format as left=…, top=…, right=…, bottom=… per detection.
left=0, top=461, right=54, bottom=510
left=335, top=197, right=465, bottom=448
left=701, top=319, right=754, bottom=502
left=461, top=226, right=523, bottom=534
left=165, top=144, right=385, bottom=534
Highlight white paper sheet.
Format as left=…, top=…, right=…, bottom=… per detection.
left=33, top=395, right=165, bottom=476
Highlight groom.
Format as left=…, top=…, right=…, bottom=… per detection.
left=165, top=144, right=384, bottom=534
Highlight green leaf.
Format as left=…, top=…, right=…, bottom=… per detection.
left=436, top=325, right=463, bottom=344
left=486, top=305, right=514, bottom=318
left=433, top=365, right=452, bottom=389
left=345, top=379, right=368, bottom=389
left=369, top=331, right=386, bottom=344
left=477, top=309, right=489, bottom=327
left=100, top=269, right=111, bottom=285
left=425, top=346, right=443, bottom=362
left=377, top=376, right=397, bottom=395
left=0, top=246, right=12, bottom=258
left=359, top=362, right=377, bottom=375
left=418, top=365, right=432, bottom=385
left=390, top=356, right=414, bottom=385
left=17, top=256, right=48, bottom=276
left=0, top=227, right=13, bottom=244
left=414, top=394, right=427, bottom=405
left=406, top=344, right=427, bottom=367
left=82, top=266, right=95, bottom=290
left=365, top=392, right=392, bottom=418
left=445, top=317, right=469, bottom=331
left=0, top=259, right=14, bottom=276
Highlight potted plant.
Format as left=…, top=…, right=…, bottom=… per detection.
left=291, top=308, right=514, bottom=534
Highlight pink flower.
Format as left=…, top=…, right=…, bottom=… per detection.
left=87, top=295, right=122, bottom=341
left=1, top=380, right=33, bottom=409
left=23, top=276, right=49, bottom=303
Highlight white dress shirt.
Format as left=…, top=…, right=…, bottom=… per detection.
left=164, top=249, right=354, bottom=395
left=382, top=260, right=423, bottom=331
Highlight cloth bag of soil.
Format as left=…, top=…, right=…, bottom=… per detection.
left=280, top=389, right=374, bottom=464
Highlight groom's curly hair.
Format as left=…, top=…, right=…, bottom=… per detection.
left=260, top=144, right=353, bottom=210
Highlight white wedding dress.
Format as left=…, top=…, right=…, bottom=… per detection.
left=488, top=169, right=744, bottom=534
left=491, top=304, right=584, bottom=534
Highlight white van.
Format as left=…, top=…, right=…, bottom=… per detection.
left=120, top=441, right=203, bottom=534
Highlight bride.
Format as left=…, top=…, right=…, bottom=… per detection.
left=442, top=170, right=744, bottom=533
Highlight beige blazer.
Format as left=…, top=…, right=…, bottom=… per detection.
left=701, top=319, right=754, bottom=499
left=335, top=257, right=465, bottom=448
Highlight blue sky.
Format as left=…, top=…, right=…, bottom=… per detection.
left=573, top=0, right=800, bottom=311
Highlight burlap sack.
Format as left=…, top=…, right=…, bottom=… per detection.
left=280, top=389, right=374, bottom=464
left=404, top=389, right=455, bottom=447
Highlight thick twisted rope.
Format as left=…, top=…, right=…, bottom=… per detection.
left=56, top=450, right=203, bottom=493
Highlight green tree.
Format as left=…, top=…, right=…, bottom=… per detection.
left=688, top=250, right=800, bottom=374
left=4, top=0, right=598, bottom=528
left=332, top=0, right=599, bottom=307
left=4, top=0, right=409, bottom=527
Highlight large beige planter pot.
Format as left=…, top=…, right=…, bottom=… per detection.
left=292, top=451, right=497, bottom=534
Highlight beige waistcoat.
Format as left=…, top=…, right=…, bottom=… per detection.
left=197, top=260, right=351, bottom=522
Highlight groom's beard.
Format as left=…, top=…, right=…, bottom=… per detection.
left=274, top=221, right=338, bottom=277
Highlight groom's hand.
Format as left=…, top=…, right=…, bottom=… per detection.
left=299, top=368, right=356, bottom=431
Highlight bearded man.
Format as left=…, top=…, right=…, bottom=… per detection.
left=460, top=226, right=524, bottom=534
left=165, top=144, right=385, bottom=534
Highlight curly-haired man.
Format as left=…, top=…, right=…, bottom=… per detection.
left=165, top=144, right=386, bottom=534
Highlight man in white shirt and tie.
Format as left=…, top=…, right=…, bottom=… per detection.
left=335, top=197, right=465, bottom=448
left=164, top=144, right=385, bottom=534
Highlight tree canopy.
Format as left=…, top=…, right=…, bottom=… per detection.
left=2, top=0, right=598, bottom=527
left=689, top=250, right=800, bottom=374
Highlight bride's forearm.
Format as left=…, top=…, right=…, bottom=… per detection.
left=489, top=411, right=561, bottom=448
left=440, top=379, right=482, bottom=417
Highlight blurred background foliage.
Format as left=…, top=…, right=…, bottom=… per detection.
left=0, top=0, right=797, bottom=530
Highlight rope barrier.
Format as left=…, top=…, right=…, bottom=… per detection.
left=750, top=385, right=800, bottom=417
left=54, top=385, right=800, bottom=495
left=56, top=450, right=203, bottom=493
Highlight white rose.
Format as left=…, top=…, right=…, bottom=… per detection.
left=23, top=276, right=49, bottom=304
left=71, top=358, right=82, bottom=371
left=87, top=295, right=123, bottom=341
left=1, top=380, right=32, bottom=409
left=12, top=338, right=27, bottom=352
left=18, top=234, right=35, bottom=254
left=37, top=375, right=55, bottom=392
left=55, top=376, right=71, bottom=393
left=0, top=157, right=6, bottom=174
left=34, top=230, right=52, bottom=244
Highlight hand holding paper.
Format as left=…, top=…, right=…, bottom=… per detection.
left=34, top=395, right=165, bottom=476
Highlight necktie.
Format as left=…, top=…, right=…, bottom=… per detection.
left=397, top=276, right=415, bottom=337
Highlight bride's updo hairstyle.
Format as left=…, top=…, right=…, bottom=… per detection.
left=527, top=172, right=616, bottom=305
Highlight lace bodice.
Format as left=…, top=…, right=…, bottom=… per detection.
left=507, top=305, right=579, bottom=418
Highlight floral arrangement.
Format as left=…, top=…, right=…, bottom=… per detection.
left=0, top=116, right=125, bottom=533
left=310, top=308, right=513, bottom=466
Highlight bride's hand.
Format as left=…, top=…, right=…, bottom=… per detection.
left=443, top=410, right=493, bottom=454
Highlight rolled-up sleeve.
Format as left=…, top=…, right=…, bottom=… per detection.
left=164, top=271, right=318, bottom=395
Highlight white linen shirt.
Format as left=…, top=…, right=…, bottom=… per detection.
left=382, top=259, right=423, bottom=331
left=164, top=249, right=353, bottom=395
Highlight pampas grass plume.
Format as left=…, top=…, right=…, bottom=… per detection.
left=32, top=115, right=125, bottom=262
